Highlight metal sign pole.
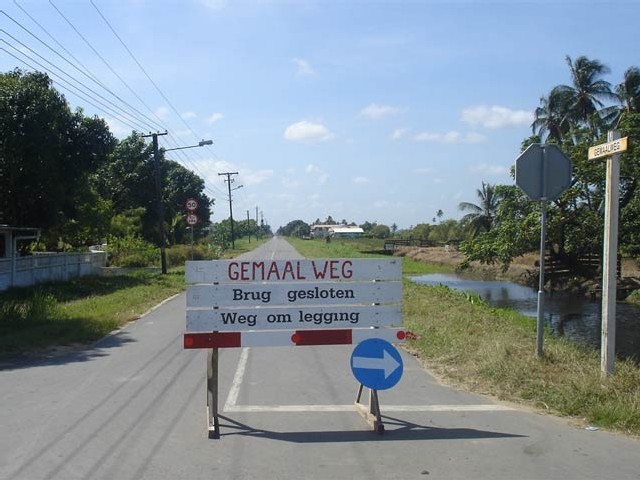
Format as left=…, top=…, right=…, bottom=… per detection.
left=536, top=199, right=547, bottom=357
left=601, top=130, right=621, bottom=376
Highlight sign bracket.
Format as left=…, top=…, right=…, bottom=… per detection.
left=354, top=384, right=385, bottom=434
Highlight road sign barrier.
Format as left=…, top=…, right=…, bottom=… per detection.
left=184, top=257, right=405, bottom=437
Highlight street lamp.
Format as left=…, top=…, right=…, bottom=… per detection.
left=162, top=139, right=213, bottom=152
left=146, top=134, right=213, bottom=274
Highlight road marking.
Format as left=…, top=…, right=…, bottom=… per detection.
left=223, top=347, right=250, bottom=411
left=222, top=346, right=515, bottom=414
left=224, top=404, right=515, bottom=413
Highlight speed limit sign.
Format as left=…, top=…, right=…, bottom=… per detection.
left=185, top=198, right=199, bottom=212
left=185, top=213, right=199, bottom=226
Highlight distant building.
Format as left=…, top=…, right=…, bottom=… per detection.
left=310, top=224, right=340, bottom=238
left=329, top=226, right=364, bottom=239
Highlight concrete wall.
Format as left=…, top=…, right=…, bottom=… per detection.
left=0, top=252, right=107, bottom=291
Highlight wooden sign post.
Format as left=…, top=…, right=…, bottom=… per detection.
left=588, top=132, right=629, bottom=376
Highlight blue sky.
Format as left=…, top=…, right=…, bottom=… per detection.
left=2, top=0, right=639, bottom=230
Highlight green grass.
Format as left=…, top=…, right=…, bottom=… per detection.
left=404, top=280, right=640, bottom=436
left=287, top=236, right=388, bottom=258
left=286, top=236, right=453, bottom=275
left=0, top=270, right=184, bottom=358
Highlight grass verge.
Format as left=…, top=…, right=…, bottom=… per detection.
left=0, top=269, right=184, bottom=359
left=287, top=236, right=640, bottom=436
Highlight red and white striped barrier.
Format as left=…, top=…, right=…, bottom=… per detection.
left=184, top=328, right=408, bottom=349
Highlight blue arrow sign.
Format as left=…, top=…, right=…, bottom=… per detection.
left=350, top=338, right=403, bottom=390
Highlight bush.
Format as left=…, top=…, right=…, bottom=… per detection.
left=105, top=234, right=159, bottom=267
left=165, top=243, right=223, bottom=267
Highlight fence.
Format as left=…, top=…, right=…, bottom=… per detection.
left=383, top=238, right=434, bottom=252
left=0, top=252, right=107, bottom=291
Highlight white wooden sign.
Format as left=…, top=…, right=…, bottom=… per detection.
left=186, top=305, right=402, bottom=332
left=186, top=258, right=401, bottom=283
left=187, top=281, right=401, bottom=308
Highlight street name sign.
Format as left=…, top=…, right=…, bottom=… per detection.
left=350, top=338, right=403, bottom=390
left=588, top=136, right=628, bottom=160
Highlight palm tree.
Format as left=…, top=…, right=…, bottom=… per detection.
left=458, top=182, right=500, bottom=237
left=616, top=66, right=640, bottom=114
left=532, top=86, right=574, bottom=142
left=561, top=55, right=619, bottom=134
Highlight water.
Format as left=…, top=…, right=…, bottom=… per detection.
left=410, top=273, right=640, bottom=360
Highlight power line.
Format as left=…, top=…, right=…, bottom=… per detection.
left=48, top=1, right=167, bottom=132
left=84, top=3, right=225, bottom=196
left=4, top=3, right=226, bottom=204
left=1, top=44, right=143, bottom=132
left=1, top=10, right=162, bottom=133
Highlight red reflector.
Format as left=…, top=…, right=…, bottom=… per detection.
left=396, top=330, right=406, bottom=340
left=293, top=329, right=352, bottom=346
left=183, top=332, right=241, bottom=349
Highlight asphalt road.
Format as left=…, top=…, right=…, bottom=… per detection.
left=1, top=236, right=639, bottom=480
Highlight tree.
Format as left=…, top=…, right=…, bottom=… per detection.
left=370, top=224, right=391, bottom=239
left=532, top=86, right=574, bottom=142
left=277, top=220, right=310, bottom=237
left=0, top=69, right=116, bottom=242
left=458, top=182, right=500, bottom=237
left=562, top=55, right=619, bottom=135
left=617, top=66, right=640, bottom=114
left=459, top=186, right=539, bottom=268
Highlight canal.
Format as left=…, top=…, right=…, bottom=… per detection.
left=410, top=273, right=640, bottom=360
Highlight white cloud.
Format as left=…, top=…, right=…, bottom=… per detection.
left=412, top=131, right=486, bottom=144
left=468, top=163, right=509, bottom=176
left=292, top=58, right=315, bottom=76
left=360, top=103, right=401, bottom=120
left=354, top=176, right=370, bottom=184
left=181, top=111, right=197, bottom=120
left=284, top=121, right=333, bottom=143
left=391, top=128, right=408, bottom=140
left=155, top=106, right=169, bottom=120
left=104, top=118, right=130, bottom=138
left=461, top=105, right=533, bottom=129
left=206, top=112, right=224, bottom=124
left=305, top=164, right=329, bottom=185
left=414, top=167, right=434, bottom=174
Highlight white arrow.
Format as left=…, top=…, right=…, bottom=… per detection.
left=352, top=349, right=400, bottom=379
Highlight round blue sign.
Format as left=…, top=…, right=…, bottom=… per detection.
left=350, top=338, right=403, bottom=390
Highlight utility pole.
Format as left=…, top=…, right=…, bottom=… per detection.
left=246, top=210, right=251, bottom=243
left=142, top=131, right=168, bottom=274
left=255, top=206, right=259, bottom=239
left=218, top=172, right=239, bottom=249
